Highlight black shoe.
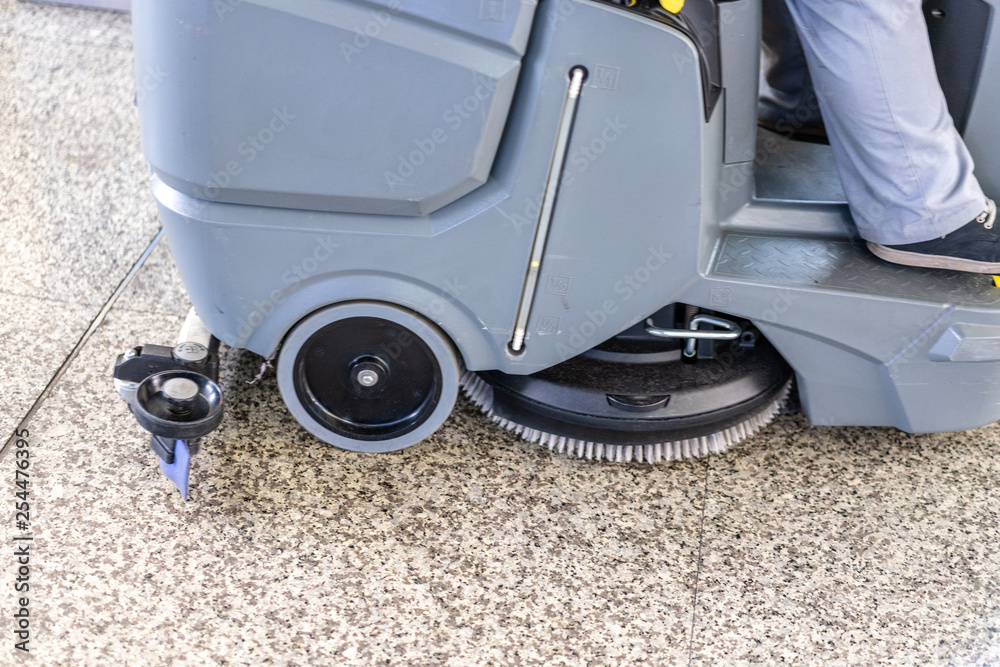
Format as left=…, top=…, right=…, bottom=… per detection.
left=867, top=199, right=1000, bottom=273
left=758, top=116, right=828, bottom=144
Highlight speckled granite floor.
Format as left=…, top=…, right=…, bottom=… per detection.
left=2, top=1, right=999, bottom=665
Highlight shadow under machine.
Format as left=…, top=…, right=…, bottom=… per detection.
left=114, top=0, right=1000, bottom=498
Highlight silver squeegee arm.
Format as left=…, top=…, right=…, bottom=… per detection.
left=509, top=66, right=588, bottom=353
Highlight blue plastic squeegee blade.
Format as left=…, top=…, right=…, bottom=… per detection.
left=158, top=439, right=191, bottom=501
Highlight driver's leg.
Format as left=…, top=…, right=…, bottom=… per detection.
left=759, top=0, right=824, bottom=139
left=783, top=0, right=987, bottom=249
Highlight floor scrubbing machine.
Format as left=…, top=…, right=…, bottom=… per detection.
left=115, top=0, right=1000, bottom=497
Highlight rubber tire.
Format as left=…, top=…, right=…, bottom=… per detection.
left=277, top=302, right=460, bottom=453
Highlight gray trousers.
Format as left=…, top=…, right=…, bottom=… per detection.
left=760, top=0, right=986, bottom=245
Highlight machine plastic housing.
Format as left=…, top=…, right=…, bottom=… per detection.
left=133, top=0, right=1000, bottom=436
left=134, top=0, right=535, bottom=216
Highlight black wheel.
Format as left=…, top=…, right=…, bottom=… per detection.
left=277, top=303, right=460, bottom=453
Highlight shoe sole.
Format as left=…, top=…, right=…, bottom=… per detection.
left=757, top=121, right=829, bottom=145
left=867, top=241, right=1000, bottom=273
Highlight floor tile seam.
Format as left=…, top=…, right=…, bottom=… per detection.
left=687, top=458, right=711, bottom=667
left=0, top=288, right=91, bottom=309
left=0, top=227, right=162, bottom=461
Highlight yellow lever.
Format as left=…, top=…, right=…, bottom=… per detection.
left=659, top=0, right=685, bottom=13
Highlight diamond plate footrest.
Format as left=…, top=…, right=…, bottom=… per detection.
left=711, top=234, right=998, bottom=306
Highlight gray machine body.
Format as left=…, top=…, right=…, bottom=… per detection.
left=133, top=0, right=1000, bottom=435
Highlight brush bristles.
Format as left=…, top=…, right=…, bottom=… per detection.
left=460, top=371, right=791, bottom=463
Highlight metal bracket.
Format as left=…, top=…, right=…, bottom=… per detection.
left=645, top=314, right=741, bottom=358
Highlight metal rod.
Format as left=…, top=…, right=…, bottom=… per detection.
left=645, top=314, right=742, bottom=358
left=683, top=303, right=699, bottom=356
left=510, top=66, right=587, bottom=353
